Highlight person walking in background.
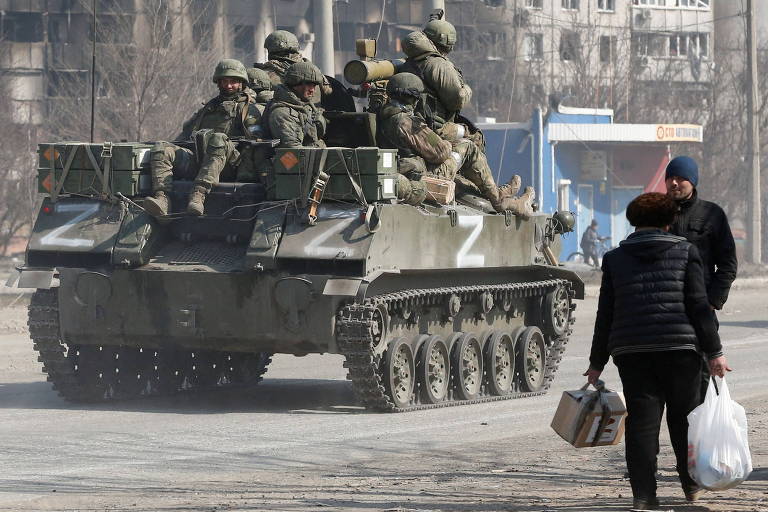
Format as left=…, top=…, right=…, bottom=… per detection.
left=584, top=193, right=731, bottom=511
left=580, top=219, right=607, bottom=268
left=665, top=156, right=737, bottom=312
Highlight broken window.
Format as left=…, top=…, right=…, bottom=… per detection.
left=524, top=33, right=543, bottom=61
left=560, top=31, right=580, bottom=61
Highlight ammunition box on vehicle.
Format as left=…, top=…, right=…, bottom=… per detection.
left=37, top=142, right=152, bottom=197
left=273, top=147, right=399, bottom=202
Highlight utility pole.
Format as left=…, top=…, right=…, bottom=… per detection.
left=313, top=0, right=335, bottom=76
left=89, top=0, right=96, bottom=143
left=254, top=0, right=274, bottom=64
left=425, top=1, right=446, bottom=19
left=746, top=0, right=761, bottom=263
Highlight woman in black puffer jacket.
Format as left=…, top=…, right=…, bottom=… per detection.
left=585, top=193, right=731, bottom=511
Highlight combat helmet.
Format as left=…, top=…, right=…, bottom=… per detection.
left=423, top=19, right=457, bottom=53
left=212, top=59, right=248, bottom=83
left=386, top=73, right=424, bottom=100
left=284, top=61, right=324, bottom=86
left=246, top=67, right=273, bottom=92
left=264, top=30, right=300, bottom=55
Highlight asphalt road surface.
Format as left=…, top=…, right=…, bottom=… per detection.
left=0, top=285, right=765, bottom=511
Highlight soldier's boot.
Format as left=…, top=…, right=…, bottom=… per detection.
left=498, top=174, right=521, bottom=199
left=498, top=186, right=536, bottom=219
left=187, top=186, right=208, bottom=216
left=143, top=191, right=171, bottom=217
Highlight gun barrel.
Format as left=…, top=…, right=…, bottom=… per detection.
left=343, top=59, right=405, bottom=85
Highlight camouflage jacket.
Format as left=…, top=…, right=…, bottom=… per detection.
left=178, top=90, right=261, bottom=141
left=400, top=31, right=472, bottom=127
left=263, top=84, right=326, bottom=148
left=377, top=101, right=452, bottom=165
left=255, top=53, right=331, bottom=101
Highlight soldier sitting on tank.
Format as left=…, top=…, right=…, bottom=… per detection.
left=262, top=62, right=328, bottom=148
left=399, top=19, right=484, bottom=150
left=246, top=67, right=275, bottom=105
left=143, top=59, right=264, bottom=218
left=377, top=73, right=534, bottom=217
left=255, top=30, right=332, bottom=98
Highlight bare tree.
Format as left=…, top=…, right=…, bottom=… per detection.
left=46, top=0, right=220, bottom=142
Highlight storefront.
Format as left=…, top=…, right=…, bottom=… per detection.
left=478, top=106, right=702, bottom=258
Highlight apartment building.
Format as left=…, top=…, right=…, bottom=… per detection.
left=0, top=0, right=724, bottom=128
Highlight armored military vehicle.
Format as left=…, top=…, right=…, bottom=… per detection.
left=16, top=61, right=582, bottom=413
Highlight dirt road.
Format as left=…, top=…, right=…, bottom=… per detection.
left=0, top=287, right=765, bottom=512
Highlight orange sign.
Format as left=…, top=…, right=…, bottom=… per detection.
left=655, top=124, right=702, bottom=142
left=42, top=147, right=60, bottom=161
left=279, top=151, right=299, bottom=171
left=41, top=172, right=53, bottom=192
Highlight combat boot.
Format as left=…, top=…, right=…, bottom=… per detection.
left=187, top=186, right=208, bottom=216
left=498, top=186, right=535, bottom=219
left=498, top=174, right=521, bottom=199
left=143, top=191, right=171, bottom=217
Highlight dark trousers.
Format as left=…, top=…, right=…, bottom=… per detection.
left=614, top=350, right=703, bottom=499
left=583, top=248, right=599, bottom=267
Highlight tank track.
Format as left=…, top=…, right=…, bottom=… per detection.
left=337, top=279, right=575, bottom=412
left=28, top=288, right=272, bottom=402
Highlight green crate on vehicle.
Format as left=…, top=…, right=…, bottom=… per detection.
left=37, top=168, right=150, bottom=197
left=273, top=147, right=399, bottom=201
left=37, top=142, right=153, bottom=171
left=274, top=172, right=399, bottom=202
left=273, top=147, right=397, bottom=176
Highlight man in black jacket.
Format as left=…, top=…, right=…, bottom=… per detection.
left=585, top=193, right=730, bottom=511
left=665, top=156, right=737, bottom=310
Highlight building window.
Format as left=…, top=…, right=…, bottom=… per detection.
left=676, top=0, right=709, bottom=8
left=561, top=0, right=580, bottom=10
left=669, top=33, right=708, bottom=58
left=524, top=33, right=544, bottom=61
left=47, top=70, right=89, bottom=98
left=89, top=15, right=134, bottom=44
left=1, top=12, right=43, bottom=42
left=193, top=22, right=213, bottom=51
left=632, top=32, right=665, bottom=56
left=598, top=0, right=615, bottom=11
left=234, top=25, right=255, bottom=56
left=560, top=31, right=580, bottom=61
left=599, top=35, right=616, bottom=63
left=525, top=0, right=543, bottom=8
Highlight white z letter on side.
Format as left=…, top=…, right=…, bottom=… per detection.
left=456, top=216, right=484, bottom=267
left=39, top=203, right=99, bottom=248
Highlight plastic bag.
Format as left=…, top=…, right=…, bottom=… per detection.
left=687, top=376, right=752, bottom=490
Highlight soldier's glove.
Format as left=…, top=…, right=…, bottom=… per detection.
left=438, top=122, right=466, bottom=143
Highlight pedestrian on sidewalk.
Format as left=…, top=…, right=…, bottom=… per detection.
left=584, top=192, right=731, bottom=511
left=665, top=156, right=737, bottom=313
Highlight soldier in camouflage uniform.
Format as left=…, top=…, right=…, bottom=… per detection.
left=377, top=73, right=534, bottom=217
left=400, top=20, right=485, bottom=149
left=263, top=62, right=327, bottom=148
left=254, top=30, right=332, bottom=98
left=144, top=59, right=263, bottom=217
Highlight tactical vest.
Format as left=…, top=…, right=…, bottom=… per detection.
left=190, top=92, right=254, bottom=138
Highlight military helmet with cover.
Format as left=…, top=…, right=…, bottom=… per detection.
left=264, top=30, right=300, bottom=54
left=212, top=59, right=248, bottom=83
left=386, top=72, right=424, bottom=100
left=423, top=19, right=457, bottom=53
left=284, top=61, right=324, bottom=86
left=246, top=67, right=273, bottom=92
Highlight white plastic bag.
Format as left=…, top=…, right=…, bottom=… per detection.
left=687, top=376, right=752, bottom=490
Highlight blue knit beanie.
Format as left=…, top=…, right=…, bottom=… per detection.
left=665, top=156, right=698, bottom=187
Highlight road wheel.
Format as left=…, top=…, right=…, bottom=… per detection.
left=418, top=335, right=450, bottom=404
left=542, top=286, right=571, bottom=337
left=384, top=337, right=415, bottom=408
left=484, top=331, right=515, bottom=396
left=452, top=333, right=483, bottom=400
left=516, top=327, right=546, bottom=392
